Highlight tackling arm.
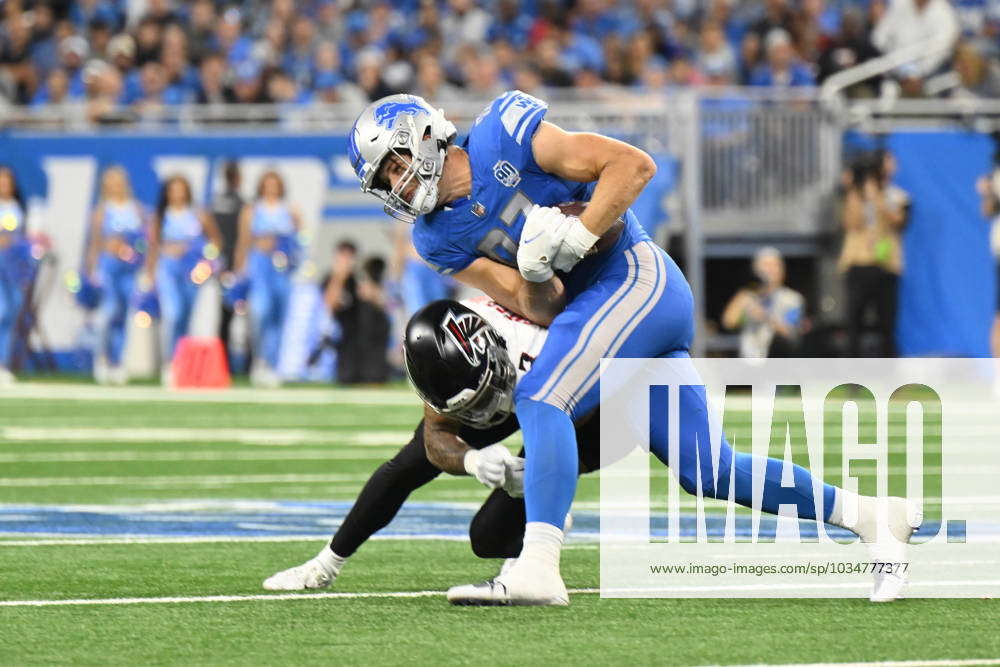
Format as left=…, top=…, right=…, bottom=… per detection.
left=422, top=404, right=471, bottom=474
left=453, top=257, right=566, bottom=327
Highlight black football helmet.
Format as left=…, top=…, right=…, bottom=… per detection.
left=403, top=300, right=516, bottom=429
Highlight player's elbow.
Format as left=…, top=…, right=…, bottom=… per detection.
left=631, top=149, right=657, bottom=186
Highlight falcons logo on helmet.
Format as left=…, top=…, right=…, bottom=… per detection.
left=441, top=310, right=491, bottom=366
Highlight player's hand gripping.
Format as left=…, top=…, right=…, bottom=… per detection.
left=502, top=457, right=525, bottom=498
left=552, top=215, right=601, bottom=274
left=517, top=205, right=572, bottom=283
left=463, top=443, right=514, bottom=489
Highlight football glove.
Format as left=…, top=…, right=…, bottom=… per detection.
left=464, top=443, right=513, bottom=489
left=552, top=217, right=601, bottom=274
left=517, top=205, right=572, bottom=283
left=502, top=457, right=525, bottom=498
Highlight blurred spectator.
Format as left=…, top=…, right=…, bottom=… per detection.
left=697, top=21, right=737, bottom=83
left=355, top=49, right=393, bottom=101
left=147, top=174, right=223, bottom=384
left=186, top=0, right=217, bottom=64
left=392, top=226, right=452, bottom=318
left=751, top=0, right=796, bottom=44
left=195, top=52, right=235, bottom=105
left=85, top=166, right=148, bottom=385
left=838, top=150, right=910, bottom=357
left=816, top=7, right=879, bottom=95
left=323, top=240, right=362, bottom=384
left=3, top=0, right=1000, bottom=123
left=0, top=165, right=26, bottom=385
left=211, top=161, right=244, bottom=368
left=413, top=52, right=461, bottom=105
left=323, top=244, right=392, bottom=385
left=976, top=155, right=1000, bottom=358
left=355, top=255, right=391, bottom=384
left=950, top=41, right=1000, bottom=98
left=235, top=170, right=303, bottom=388
left=871, top=0, right=959, bottom=89
left=722, top=246, right=805, bottom=358
left=441, top=0, right=491, bottom=63
left=750, top=29, right=815, bottom=87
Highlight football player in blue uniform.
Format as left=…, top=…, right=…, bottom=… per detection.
left=349, top=93, right=918, bottom=605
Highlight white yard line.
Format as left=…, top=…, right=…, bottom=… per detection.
left=0, top=534, right=472, bottom=546
left=708, top=661, right=1000, bottom=667
left=0, top=472, right=477, bottom=487
left=0, top=427, right=412, bottom=446
left=0, top=382, right=419, bottom=406
left=0, top=449, right=401, bottom=463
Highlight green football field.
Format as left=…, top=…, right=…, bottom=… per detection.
left=0, top=382, right=997, bottom=666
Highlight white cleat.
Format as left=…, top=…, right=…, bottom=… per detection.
left=263, top=548, right=342, bottom=591
left=863, top=497, right=922, bottom=603
left=0, top=366, right=16, bottom=387
left=447, top=560, right=569, bottom=606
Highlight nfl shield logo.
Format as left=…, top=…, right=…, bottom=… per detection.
left=493, top=160, right=521, bottom=188
left=472, top=202, right=487, bottom=217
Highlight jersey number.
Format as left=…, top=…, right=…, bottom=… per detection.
left=475, top=191, right=534, bottom=268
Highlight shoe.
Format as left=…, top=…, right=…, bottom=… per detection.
left=447, top=559, right=568, bottom=606
left=108, top=365, right=128, bottom=386
left=93, top=357, right=109, bottom=385
left=160, top=364, right=173, bottom=387
left=251, top=362, right=282, bottom=389
left=263, top=547, right=342, bottom=591
left=862, top=497, right=922, bottom=602
left=0, top=366, right=15, bottom=387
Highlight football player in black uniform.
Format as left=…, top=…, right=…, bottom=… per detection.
left=263, top=299, right=600, bottom=590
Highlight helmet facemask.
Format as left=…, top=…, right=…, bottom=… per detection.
left=365, top=114, right=447, bottom=224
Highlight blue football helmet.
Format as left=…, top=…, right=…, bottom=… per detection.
left=348, top=94, right=457, bottom=223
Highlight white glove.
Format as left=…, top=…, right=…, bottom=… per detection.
left=464, top=444, right=513, bottom=489
left=517, top=205, right=572, bottom=283
left=502, top=457, right=525, bottom=498
left=552, top=217, right=601, bottom=274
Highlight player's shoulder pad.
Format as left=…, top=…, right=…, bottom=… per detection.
left=470, top=90, right=549, bottom=169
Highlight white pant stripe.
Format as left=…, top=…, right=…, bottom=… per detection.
left=566, top=242, right=668, bottom=413
left=536, top=242, right=663, bottom=411
left=528, top=248, right=639, bottom=403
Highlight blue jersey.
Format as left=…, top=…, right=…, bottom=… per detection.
left=0, top=199, right=25, bottom=239
left=161, top=207, right=202, bottom=243
left=412, top=90, right=648, bottom=298
left=101, top=200, right=144, bottom=241
left=251, top=202, right=295, bottom=237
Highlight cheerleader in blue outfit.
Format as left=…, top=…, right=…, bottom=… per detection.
left=85, top=166, right=149, bottom=385
left=235, top=170, right=303, bottom=388
left=146, top=175, right=223, bottom=385
left=0, top=166, right=26, bottom=386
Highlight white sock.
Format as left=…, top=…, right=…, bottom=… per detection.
left=516, top=521, right=564, bottom=572
left=828, top=487, right=861, bottom=530
left=317, top=546, right=347, bottom=574
left=829, top=490, right=890, bottom=543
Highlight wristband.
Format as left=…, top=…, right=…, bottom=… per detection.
left=563, top=218, right=601, bottom=259
left=463, top=449, right=479, bottom=477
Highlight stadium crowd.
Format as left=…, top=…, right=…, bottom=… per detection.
left=2, top=0, right=1000, bottom=122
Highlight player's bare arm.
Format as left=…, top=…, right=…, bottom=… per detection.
left=531, top=121, right=656, bottom=237
left=422, top=404, right=470, bottom=474
left=453, top=257, right=566, bottom=327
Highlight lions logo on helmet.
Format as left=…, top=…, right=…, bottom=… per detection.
left=373, top=101, right=427, bottom=130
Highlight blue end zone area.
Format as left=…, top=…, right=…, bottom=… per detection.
left=0, top=502, right=971, bottom=542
